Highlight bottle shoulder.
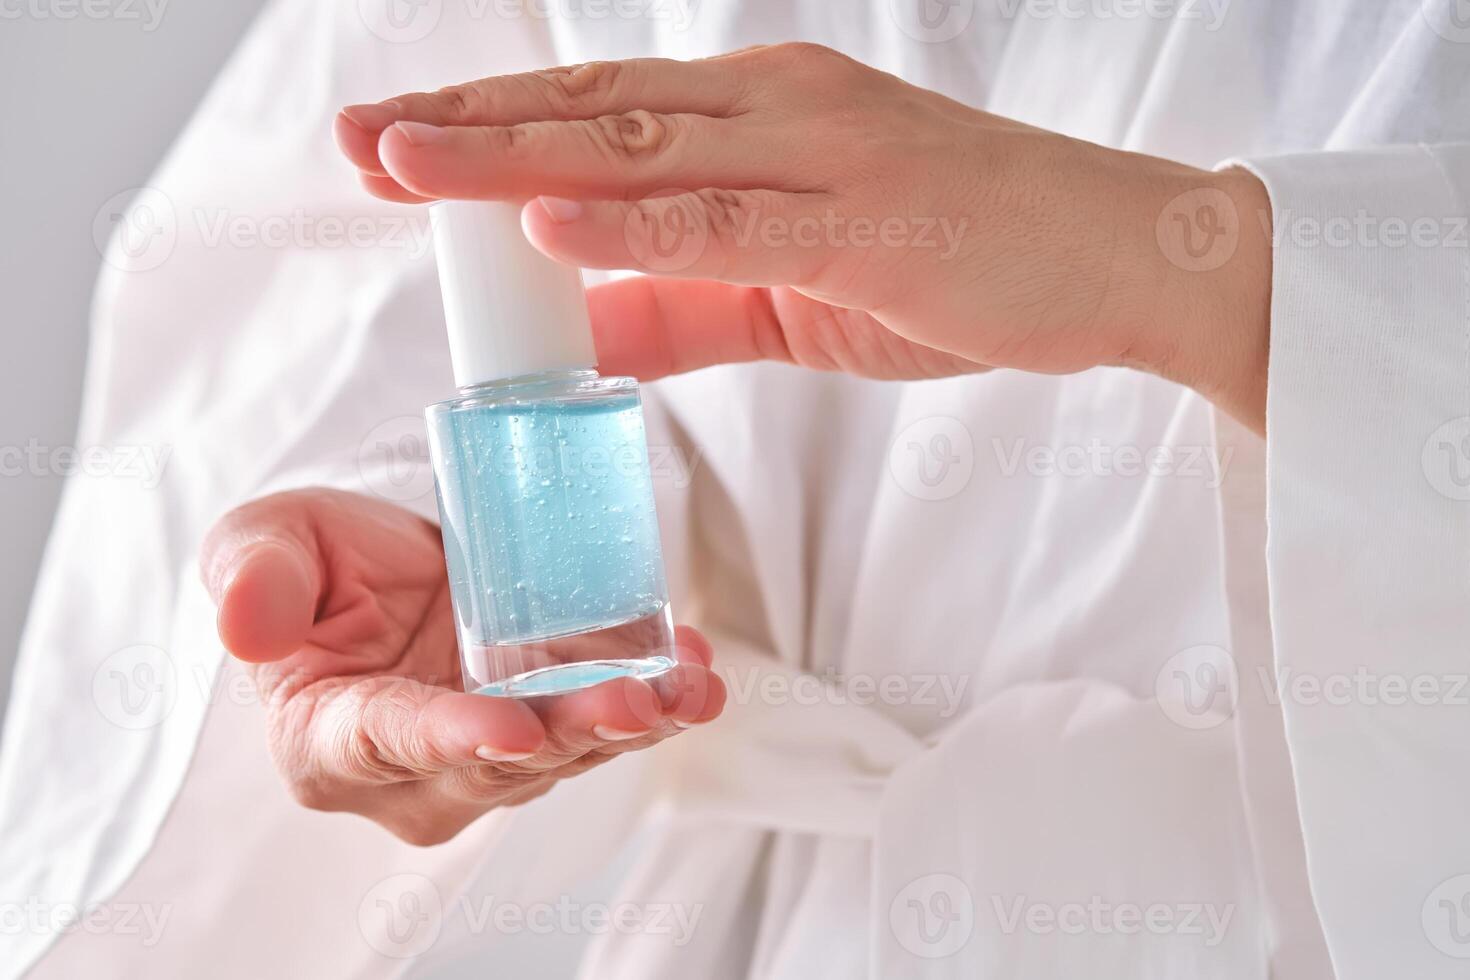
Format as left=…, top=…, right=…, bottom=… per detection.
left=428, top=371, right=640, bottom=415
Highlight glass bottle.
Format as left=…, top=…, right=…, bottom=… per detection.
left=425, top=201, right=675, bottom=697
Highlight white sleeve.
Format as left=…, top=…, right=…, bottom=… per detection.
left=1237, top=143, right=1470, bottom=979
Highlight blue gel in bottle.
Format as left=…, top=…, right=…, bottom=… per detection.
left=428, top=373, right=675, bottom=696
left=425, top=201, right=675, bottom=697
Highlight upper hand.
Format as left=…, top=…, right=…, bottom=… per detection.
left=335, top=43, right=1271, bottom=430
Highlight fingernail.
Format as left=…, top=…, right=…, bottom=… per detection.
left=592, top=725, right=646, bottom=741
left=340, top=102, right=401, bottom=130
left=537, top=196, right=584, bottom=224
left=394, top=120, right=448, bottom=146
left=475, top=745, right=535, bottom=762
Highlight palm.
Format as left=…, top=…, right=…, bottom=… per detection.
left=253, top=492, right=457, bottom=694
left=204, top=488, right=724, bottom=844
left=230, top=493, right=464, bottom=777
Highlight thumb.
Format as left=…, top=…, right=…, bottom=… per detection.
left=584, top=275, right=793, bottom=381
left=200, top=493, right=323, bottom=664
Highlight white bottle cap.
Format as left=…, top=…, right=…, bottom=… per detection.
left=430, top=200, right=597, bottom=388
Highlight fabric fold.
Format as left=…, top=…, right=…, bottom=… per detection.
left=1243, top=143, right=1470, bottom=980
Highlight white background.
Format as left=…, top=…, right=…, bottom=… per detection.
left=0, top=0, right=270, bottom=725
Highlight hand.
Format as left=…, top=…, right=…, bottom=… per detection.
left=200, top=488, right=725, bottom=846
left=335, top=43, right=1272, bottom=431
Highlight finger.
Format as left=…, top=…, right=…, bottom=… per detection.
left=671, top=624, right=714, bottom=669
left=201, top=495, right=323, bottom=664
left=435, top=664, right=724, bottom=815
left=334, top=106, right=396, bottom=177
left=375, top=112, right=799, bottom=202
left=587, top=275, right=978, bottom=382
left=396, top=59, right=753, bottom=124
left=651, top=664, right=727, bottom=727
left=521, top=189, right=837, bottom=289
left=535, top=676, right=664, bottom=747
left=336, top=58, right=754, bottom=176
left=588, top=276, right=794, bottom=381
left=311, top=676, right=547, bottom=785
left=647, top=627, right=721, bottom=722
left=357, top=170, right=433, bottom=205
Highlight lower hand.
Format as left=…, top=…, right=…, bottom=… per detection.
left=200, top=488, right=725, bottom=846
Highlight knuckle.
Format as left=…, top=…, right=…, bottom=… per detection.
left=535, top=59, right=622, bottom=107
left=589, top=110, right=675, bottom=162
left=342, top=726, right=396, bottom=781
left=433, top=82, right=486, bottom=122
left=336, top=685, right=427, bottom=783
left=761, top=43, right=865, bottom=104
left=696, top=187, right=758, bottom=250
left=480, top=122, right=532, bottom=159
left=442, top=765, right=506, bottom=802
left=765, top=41, right=853, bottom=73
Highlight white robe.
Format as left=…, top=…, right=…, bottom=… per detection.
left=3, top=1, right=1467, bottom=977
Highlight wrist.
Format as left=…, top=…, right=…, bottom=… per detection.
left=1138, top=165, right=1273, bottom=434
